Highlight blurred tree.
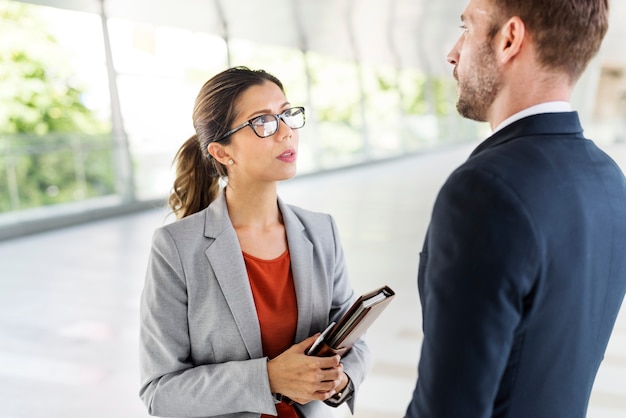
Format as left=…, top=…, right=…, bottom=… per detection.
left=0, top=0, right=113, bottom=212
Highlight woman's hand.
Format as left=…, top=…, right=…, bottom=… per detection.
left=267, top=334, right=345, bottom=405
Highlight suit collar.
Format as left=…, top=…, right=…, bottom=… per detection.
left=203, top=192, right=263, bottom=358
left=493, top=101, right=572, bottom=134
left=471, top=111, right=584, bottom=158
left=203, top=191, right=231, bottom=240
left=279, top=199, right=315, bottom=342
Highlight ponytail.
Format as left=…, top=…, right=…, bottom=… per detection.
left=169, top=135, right=221, bottom=220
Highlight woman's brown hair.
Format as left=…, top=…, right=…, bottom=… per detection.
left=168, top=66, right=284, bottom=219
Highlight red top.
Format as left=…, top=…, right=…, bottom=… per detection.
left=244, top=250, right=300, bottom=418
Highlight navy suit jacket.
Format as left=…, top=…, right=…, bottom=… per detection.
left=406, top=112, right=626, bottom=418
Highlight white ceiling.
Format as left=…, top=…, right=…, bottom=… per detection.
left=18, top=0, right=626, bottom=76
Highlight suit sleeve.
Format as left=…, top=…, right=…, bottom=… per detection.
left=139, top=227, right=276, bottom=417
left=327, top=215, right=373, bottom=413
left=407, top=168, right=539, bottom=417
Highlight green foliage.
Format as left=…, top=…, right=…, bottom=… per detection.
left=0, top=0, right=114, bottom=212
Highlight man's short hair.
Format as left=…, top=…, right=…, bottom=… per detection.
left=490, top=0, right=609, bottom=81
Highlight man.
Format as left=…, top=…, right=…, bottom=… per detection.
left=405, top=0, right=626, bottom=417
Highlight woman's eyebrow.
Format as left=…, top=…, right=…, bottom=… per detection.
left=245, top=102, right=291, bottom=119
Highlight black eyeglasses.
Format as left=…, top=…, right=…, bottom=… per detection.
left=215, top=106, right=305, bottom=142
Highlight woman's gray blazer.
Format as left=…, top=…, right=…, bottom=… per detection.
left=139, top=192, right=372, bottom=417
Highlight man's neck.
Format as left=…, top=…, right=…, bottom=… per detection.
left=488, top=68, right=573, bottom=131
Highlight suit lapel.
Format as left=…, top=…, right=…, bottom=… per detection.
left=279, top=198, right=315, bottom=343
left=204, top=193, right=263, bottom=359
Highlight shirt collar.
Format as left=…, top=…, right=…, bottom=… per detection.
left=493, top=101, right=572, bottom=134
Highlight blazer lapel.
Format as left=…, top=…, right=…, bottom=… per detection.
left=204, top=193, right=263, bottom=359
left=279, top=198, right=315, bottom=343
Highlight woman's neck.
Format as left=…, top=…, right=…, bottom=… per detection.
left=224, top=183, right=281, bottom=229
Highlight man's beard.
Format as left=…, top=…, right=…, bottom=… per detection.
left=455, top=41, right=502, bottom=122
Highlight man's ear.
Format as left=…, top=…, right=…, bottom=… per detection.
left=497, top=16, right=525, bottom=64
left=207, top=142, right=231, bottom=166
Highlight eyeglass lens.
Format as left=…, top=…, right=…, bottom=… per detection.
left=250, top=108, right=305, bottom=138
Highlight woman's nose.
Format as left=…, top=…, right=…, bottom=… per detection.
left=275, top=119, right=293, bottom=141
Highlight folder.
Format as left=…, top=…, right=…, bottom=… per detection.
left=307, top=285, right=395, bottom=357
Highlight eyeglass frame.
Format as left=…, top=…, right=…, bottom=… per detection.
left=214, top=106, right=305, bottom=142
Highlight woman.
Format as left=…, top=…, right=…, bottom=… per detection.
left=139, top=67, right=371, bottom=417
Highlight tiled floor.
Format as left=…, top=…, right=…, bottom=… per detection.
left=1, top=141, right=625, bottom=418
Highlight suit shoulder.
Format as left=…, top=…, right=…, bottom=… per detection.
left=155, top=209, right=207, bottom=241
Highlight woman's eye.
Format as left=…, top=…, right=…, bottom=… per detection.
left=253, top=115, right=270, bottom=125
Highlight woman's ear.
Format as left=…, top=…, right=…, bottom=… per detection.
left=207, top=142, right=231, bottom=166
left=497, top=16, right=525, bottom=64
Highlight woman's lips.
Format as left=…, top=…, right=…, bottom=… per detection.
left=277, top=149, right=297, bottom=163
